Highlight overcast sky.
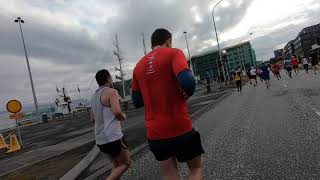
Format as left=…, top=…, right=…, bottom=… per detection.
left=0, top=0, right=319, bottom=111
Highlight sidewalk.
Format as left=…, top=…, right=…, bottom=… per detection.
left=0, top=132, right=94, bottom=177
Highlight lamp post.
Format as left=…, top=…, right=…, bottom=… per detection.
left=211, top=0, right=229, bottom=84
left=222, top=49, right=229, bottom=73
left=183, top=31, right=195, bottom=75
left=14, top=17, right=39, bottom=115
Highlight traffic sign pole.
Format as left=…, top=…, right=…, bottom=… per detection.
left=6, top=100, right=24, bottom=147
left=16, top=120, right=23, bottom=147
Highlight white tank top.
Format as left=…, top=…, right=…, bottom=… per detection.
left=91, top=87, right=123, bottom=145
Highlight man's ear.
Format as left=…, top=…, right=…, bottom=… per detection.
left=164, top=38, right=172, bottom=48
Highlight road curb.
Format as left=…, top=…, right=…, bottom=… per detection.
left=60, top=145, right=100, bottom=180
left=80, top=90, right=232, bottom=180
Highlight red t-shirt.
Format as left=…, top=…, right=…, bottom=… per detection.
left=131, top=47, right=193, bottom=140
left=291, top=58, right=299, bottom=66
left=273, top=64, right=281, bottom=72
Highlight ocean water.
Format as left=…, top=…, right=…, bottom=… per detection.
left=0, top=113, right=16, bottom=131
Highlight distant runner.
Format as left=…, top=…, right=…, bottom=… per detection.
left=247, top=69, right=252, bottom=85
left=250, top=67, right=257, bottom=87
left=291, top=56, right=299, bottom=75
left=272, top=63, right=281, bottom=80
left=257, top=68, right=263, bottom=82
left=131, top=28, right=204, bottom=180
left=310, top=51, right=319, bottom=74
left=302, top=56, right=310, bottom=74
left=283, top=58, right=293, bottom=78
left=91, top=69, right=131, bottom=180
left=260, top=63, right=271, bottom=88
left=234, top=69, right=242, bottom=92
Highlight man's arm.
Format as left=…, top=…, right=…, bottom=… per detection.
left=172, top=49, right=196, bottom=98
left=131, top=72, right=144, bottom=108
left=177, top=70, right=196, bottom=97
left=132, top=91, right=144, bottom=108
left=108, top=90, right=127, bottom=121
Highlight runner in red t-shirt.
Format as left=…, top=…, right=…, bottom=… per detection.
left=291, top=56, right=300, bottom=75
left=272, top=63, right=281, bottom=80
left=131, top=28, right=204, bottom=179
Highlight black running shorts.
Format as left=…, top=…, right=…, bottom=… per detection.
left=148, top=129, right=204, bottom=162
left=97, top=137, right=128, bottom=158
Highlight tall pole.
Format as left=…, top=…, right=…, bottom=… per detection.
left=240, top=46, right=245, bottom=70
left=15, top=17, right=39, bottom=115
left=183, top=31, right=195, bottom=75
left=142, top=32, right=147, bottom=56
left=113, top=35, right=126, bottom=98
left=211, top=0, right=229, bottom=84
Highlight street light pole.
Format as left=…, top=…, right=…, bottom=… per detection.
left=14, top=17, right=39, bottom=115
left=211, top=0, right=229, bottom=84
left=183, top=31, right=195, bottom=75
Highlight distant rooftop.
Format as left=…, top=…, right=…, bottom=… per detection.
left=284, top=22, right=320, bottom=49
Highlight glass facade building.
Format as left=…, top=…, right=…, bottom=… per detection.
left=191, top=41, right=257, bottom=80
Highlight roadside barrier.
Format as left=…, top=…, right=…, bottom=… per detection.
left=0, top=134, right=9, bottom=149
left=6, top=134, right=21, bottom=153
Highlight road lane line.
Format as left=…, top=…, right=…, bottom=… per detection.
left=281, top=79, right=288, bottom=88
left=312, top=108, right=320, bottom=117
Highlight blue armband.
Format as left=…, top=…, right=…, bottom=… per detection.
left=177, top=70, right=196, bottom=97
left=131, top=91, right=144, bottom=108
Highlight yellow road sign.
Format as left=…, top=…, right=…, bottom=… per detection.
left=9, top=113, right=25, bottom=120
left=6, top=100, right=22, bottom=113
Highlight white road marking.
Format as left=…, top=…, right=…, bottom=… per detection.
left=312, top=108, right=320, bottom=117
left=281, top=80, right=288, bottom=88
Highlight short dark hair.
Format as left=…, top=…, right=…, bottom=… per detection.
left=151, top=28, right=172, bottom=48
left=95, top=69, right=111, bottom=86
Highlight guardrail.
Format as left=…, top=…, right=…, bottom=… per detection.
left=18, top=116, right=42, bottom=127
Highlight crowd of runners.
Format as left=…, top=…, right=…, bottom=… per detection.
left=233, top=52, right=320, bottom=92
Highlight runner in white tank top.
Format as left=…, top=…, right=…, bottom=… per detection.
left=91, top=69, right=131, bottom=179
left=250, top=67, right=258, bottom=87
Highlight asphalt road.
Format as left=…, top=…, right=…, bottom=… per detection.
left=117, top=71, right=320, bottom=179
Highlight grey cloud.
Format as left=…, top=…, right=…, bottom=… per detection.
left=97, top=0, right=254, bottom=64
left=0, top=15, right=106, bottom=66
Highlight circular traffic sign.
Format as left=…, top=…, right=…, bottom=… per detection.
left=6, top=100, right=22, bottom=113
